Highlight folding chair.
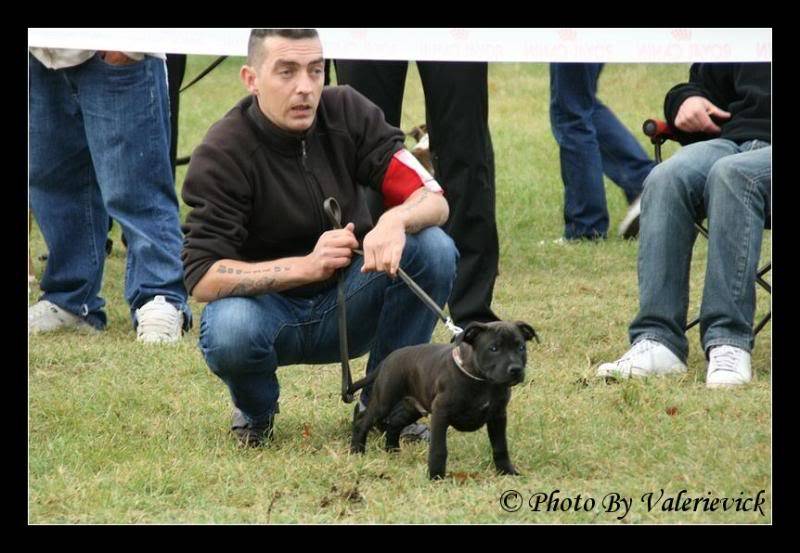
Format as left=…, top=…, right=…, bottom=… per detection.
left=642, top=119, right=771, bottom=335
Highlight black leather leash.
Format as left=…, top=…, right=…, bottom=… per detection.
left=179, top=55, right=228, bottom=93
left=323, top=197, right=463, bottom=403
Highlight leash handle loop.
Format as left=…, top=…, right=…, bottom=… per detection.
left=323, top=197, right=343, bottom=230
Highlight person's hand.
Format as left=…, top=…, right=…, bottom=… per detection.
left=304, top=222, right=359, bottom=281
left=362, top=214, right=406, bottom=277
left=674, top=96, right=731, bottom=135
left=99, top=51, right=137, bottom=66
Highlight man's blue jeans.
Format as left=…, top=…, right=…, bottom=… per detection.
left=550, top=63, right=656, bottom=239
left=629, top=138, right=771, bottom=361
left=199, top=227, right=459, bottom=427
left=29, top=53, right=191, bottom=330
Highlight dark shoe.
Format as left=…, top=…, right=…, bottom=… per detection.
left=562, top=232, right=607, bottom=242
left=619, top=195, right=642, bottom=239
left=231, top=407, right=275, bottom=447
left=399, top=422, right=430, bottom=443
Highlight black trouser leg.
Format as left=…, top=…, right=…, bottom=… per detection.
left=417, top=61, right=499, bottom=326
left=166, top=54, right=187, bottom=181
left=335, top=60, right=499, bottom=326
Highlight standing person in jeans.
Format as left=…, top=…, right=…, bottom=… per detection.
left=334, top=58, right=500, bottom=329
left=181, top=29, right=458, bottom=446
left=550, top=63, right=656, bottom=240
left=28, top=48, right=192, bottom=342
left=596, top=62, right=771, bottom=388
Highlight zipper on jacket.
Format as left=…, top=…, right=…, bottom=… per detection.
left=300, top=138, right=326, bottom=233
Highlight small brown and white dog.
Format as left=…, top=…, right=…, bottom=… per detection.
left=407, top=124, right=434, bottom=176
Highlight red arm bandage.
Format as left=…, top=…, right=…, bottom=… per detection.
left=380, top=149, right=443, bottom=208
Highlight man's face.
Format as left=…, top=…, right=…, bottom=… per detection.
left=242, top=36, right=324, bottom=133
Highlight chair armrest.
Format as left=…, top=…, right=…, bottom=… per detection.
left=642, top=118, right=675, bottom=144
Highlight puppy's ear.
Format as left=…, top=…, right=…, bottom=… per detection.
left=516, top=321, right=540, bottom=343
left=454, top=322, right=488, bottom=345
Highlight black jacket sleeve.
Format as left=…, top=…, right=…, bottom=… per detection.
left=664, top=63, right=730, bottom=146
left=665, top=64, right=709, bottom=145
left=181, top=142, right=254, bottom=295
left=337, top=85, right=406, bottom=192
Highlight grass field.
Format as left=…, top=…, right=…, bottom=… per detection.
left=28, top=59, right=771, bottom=524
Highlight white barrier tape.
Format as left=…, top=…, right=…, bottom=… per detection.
left=28, top=28, right=772, bottom=63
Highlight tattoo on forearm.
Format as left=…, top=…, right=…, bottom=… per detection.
left=213, top=263, right=292, bottom=299
left=217, top=275, right=279, bottom=299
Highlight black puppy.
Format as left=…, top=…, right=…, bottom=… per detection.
left=350, top=321, right=538, bottom=480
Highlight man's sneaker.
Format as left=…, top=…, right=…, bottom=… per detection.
left=28, top=300, right=97, bottom=334
left=136, top=295, right=183, bottom=343
left=231, top=407, right=275, bottom=447
left=596, top=339, right=687, bottom=379
left=706, top=345, right=752, bottom=389
left=619, top=195, right=642, bottom=239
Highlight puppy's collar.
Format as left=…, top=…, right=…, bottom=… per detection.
left=452, top=346, right=486, bottom=381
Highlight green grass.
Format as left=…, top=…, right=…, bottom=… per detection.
left=28, top=60, right=771, bottom=524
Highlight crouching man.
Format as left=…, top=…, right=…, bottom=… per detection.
left=181, top=29, right=458, bottom=445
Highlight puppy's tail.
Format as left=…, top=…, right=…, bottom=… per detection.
left=348, top=366, right=381, bottom=394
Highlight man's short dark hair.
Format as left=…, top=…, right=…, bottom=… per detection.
left=247, top=29, right=320, bottom=67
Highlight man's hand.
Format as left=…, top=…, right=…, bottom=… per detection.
left=99, top=51, right=137, bottom=66
left=305, top=222, right=359, bottom=281
left=361, top=213, right=406, bottom=278
left=675, top=96, right=731, bottom=135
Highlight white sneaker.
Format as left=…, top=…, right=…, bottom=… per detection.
left=136, top=295, right=183, bottom=343
left=706, top=345, right=752, bottom=388
left=596, top=339, right=688, bottom=379
left=28, top=300, right=97, bottom=334
left=618, top=195, right=642, bottom=239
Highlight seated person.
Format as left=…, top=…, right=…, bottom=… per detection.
left=596, top=62, right=771, bottom=388
left=181, top=29, right=458, bottom=445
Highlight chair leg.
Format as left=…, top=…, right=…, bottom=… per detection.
left=754, top=312, right=771, bottom=336
left=755, top=263, right=771, bottom=294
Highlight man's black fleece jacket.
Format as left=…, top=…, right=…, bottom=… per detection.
left=664, top=62, right=771, bottom=146
left=181, top=86, right=405, bottom=297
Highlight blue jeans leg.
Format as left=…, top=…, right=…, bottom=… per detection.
left=550, top=63, right=608, bottom=239
left=75, top=54, right=190, bottom=329
left=199, top=227, right=458, bottom=424
left=629, top=139, right=742, bottom=361
left=594, top=102, right=656, bottom=203
left=700, top=143, right=771, bottom=355
left=199, top=292, right=300, bottom=425
left=29, top=54, right=109, bottom=329
left=29, top=54, right=190, bottom=330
